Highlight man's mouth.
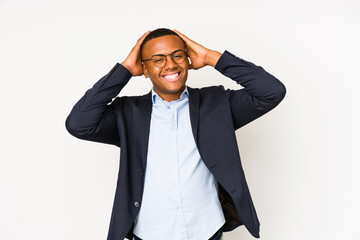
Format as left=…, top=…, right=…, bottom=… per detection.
left=161, top=71, right=181, bottom=82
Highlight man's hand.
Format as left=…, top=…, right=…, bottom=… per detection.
left=173, top=29, right=222, bottom=69
left=121, top=30, right=151, bottom=76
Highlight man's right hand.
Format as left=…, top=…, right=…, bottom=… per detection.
left=121, top=30, right=151, bottom=76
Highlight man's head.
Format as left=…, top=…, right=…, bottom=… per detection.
left=140, top=28, right=186, bottom=60
left=140, top=28, right=190, bottom=102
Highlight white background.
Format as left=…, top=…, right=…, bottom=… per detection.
left=0, top=0, right=359, bottom=239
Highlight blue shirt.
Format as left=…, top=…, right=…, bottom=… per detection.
left=133, top=86, right=226, bottom=240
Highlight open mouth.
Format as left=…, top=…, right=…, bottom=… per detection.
left=161, top=71, right=181, bottom=82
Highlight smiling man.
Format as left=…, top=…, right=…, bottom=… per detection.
left=66, top=28, right=286, bottom=240
left=140, top=34, right=189, bottom=101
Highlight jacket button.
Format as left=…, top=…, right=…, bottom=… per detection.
left=134, top=201, right=140, bottom=207
left=140, top=171, right=144, bottom=176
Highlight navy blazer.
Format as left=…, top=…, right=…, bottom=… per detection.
left=66, top=50, right=286, bottom=239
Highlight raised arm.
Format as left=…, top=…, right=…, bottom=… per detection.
left=215, top=51, right=286, bottom=130
left=174, top=29, right=286, bottom=130
left=65, top=30, right=150, bottom=146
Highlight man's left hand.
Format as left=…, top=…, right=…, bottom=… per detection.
left=173, top=29, right=222, bottom=69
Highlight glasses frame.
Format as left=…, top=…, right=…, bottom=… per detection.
left=142, top=49, right=187, bottom=68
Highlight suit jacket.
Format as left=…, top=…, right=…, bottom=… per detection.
left=65, top=50, right=286, bottom=240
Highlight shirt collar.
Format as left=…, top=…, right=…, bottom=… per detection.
left=151, top=86, right=189, bottom=104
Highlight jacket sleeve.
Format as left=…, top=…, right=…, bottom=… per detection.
left=215, top=50, right=286, bottom=130
left=65, top=63, right=132, bottom=147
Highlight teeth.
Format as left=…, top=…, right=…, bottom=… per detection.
left=164, top=73, right=179, bottom=80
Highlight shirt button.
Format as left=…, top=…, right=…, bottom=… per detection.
left=134, top=201, right=140, bottom=207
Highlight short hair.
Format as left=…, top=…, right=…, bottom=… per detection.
left=140, top=28, right=186, bottom=59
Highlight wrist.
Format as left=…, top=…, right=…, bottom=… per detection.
left=205, top=50, right=222, bottom=67
left=120, top=61, right=133, bottom=75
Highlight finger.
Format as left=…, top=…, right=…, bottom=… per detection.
left=173, top=29, right=190, bottom=42
left=130, top=30, right=151, bottom=56
left=174, top=29, right=196, bottom=49
left=136, top=30, right=151, bottom=46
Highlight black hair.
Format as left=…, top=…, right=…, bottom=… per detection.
left=140, top=28, right=186, bottom=59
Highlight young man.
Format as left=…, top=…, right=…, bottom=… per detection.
left=66, top=28, right=286, bottom=240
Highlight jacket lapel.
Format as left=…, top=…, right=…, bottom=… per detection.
left=138, top=90, right=152, bottom=169
left=187, top=86, right=200, bottom=148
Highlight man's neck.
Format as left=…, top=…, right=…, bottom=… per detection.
left=153, top=86, right=186, bottom=102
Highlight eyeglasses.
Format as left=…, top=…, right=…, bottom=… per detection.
left=142, top=49, right=187, bottom=68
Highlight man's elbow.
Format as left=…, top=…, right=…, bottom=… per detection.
left=65, top=115, right=76, bottom=136
left=264, top=83, right=286, bottom=108
left=276, top=83, right=286, bottom=103
left=65, top=115, right=83, bottom=138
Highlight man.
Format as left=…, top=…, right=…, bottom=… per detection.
left=65, top=28, right=286, bottom=240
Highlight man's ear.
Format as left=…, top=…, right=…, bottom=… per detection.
left=142, top=63, right=149, bottom=78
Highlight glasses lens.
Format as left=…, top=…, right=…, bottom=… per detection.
left=172, top=50, right=186, bottom=64
left=151, top=50, right=186, bottom=68
left=152, top=56, right=166, bottom=68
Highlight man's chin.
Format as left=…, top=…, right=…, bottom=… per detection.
left=158, top=85, right=186, bottom=94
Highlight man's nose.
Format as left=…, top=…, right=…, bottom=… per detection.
left=164, top=55, right=177, bottom=69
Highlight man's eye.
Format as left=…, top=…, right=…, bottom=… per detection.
left=174, top=55, right=182, bottom=59
left=154, top=59, right=164, bottom=63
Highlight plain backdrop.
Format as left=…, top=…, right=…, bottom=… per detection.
left=0, top=0, right=359, bottom=239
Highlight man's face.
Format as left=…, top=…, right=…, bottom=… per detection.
left=142, top=35, right=189, bottom=101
